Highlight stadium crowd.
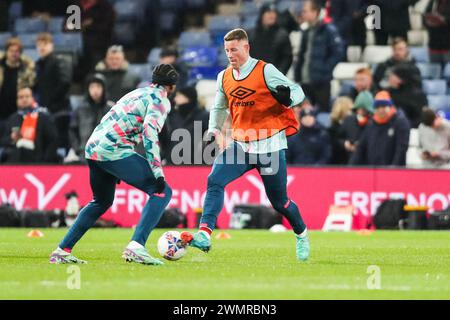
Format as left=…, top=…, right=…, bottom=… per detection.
left=0, top=0, right=449, bottom=168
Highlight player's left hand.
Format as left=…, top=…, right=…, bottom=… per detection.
left=154, top=177, right=166, bottom=194
left=271, top=85, right=292, bottom=107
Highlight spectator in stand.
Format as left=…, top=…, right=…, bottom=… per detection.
left=65, top=73, right=113, bottom=162
left=167, top=86, right=209, bottom=165
left=350, top=91, right=410, bottom=166
left=249, top=4, right=293, bottom=75
left=0, top=37, right=35, bottom=138
left=286, top=107, right=332, bottom=165
left=94, top=45, right=140, bottom=103
left=387, top=64, right=428, bottom=128
left=340, top=67, right=376, bottom=100
left=69, top=0, right=116, bottom=80
left=373, top=38, right=421, bottom=90
left=338, top=91, right=374, bottom=164
left=322, top=0, right=355, bottom=49
left=295, top=0, right=345, bottom=112
left=22, top=0, right=71, bottom=19
left=424, top=0, right=450, bottom=66
left=328, top=96, right=353, bottom=164
left=159, top=46, right=189, bottom=89
left=0, top=86, right=57, bottom=163
left=418, top=108, right=450, bottom=168
left=372, top=0, right=419, bottom=45
left=35, top=33, right=71, bottom=114
left=350, top=0, right=371, bottom=49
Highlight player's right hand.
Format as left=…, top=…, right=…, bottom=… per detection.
left=154, top=177, right=166, bottom=194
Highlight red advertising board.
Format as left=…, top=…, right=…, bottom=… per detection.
left=1, top=165, right=449, bottom=229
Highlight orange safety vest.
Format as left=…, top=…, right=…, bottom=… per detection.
left=222, top=60, right=299, bottom=142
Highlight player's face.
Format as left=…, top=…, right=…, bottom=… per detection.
left=224, top=39, right=250, bottom=69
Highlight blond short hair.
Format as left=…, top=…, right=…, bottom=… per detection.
left=224, top=28, right=248, bottom=42
left=330, top=96, right=353, bottom=124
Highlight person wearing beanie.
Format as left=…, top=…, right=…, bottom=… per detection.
left=167, top=86, right=209, bottom=165
left=66, top=73, right=114, bottom=161
left=388, top=63, right=428, bottom=128
left=333, top=91, right=374, bottom=164
left=286, top=106, right=332, bottom=165
left=248, top=3, right=293, bottom=74
left=50, top=64, right=179, bottom=266
left=350, top=90, right=410, bottom=166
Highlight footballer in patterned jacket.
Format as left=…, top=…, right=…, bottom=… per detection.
left=50, top=64, right=179, bottom=266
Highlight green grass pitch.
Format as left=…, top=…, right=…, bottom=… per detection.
left=0, top=228, right=449, bottom=299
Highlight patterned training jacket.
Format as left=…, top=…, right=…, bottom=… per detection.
left=85, top=84, right=171, bottom=178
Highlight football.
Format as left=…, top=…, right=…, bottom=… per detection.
left=157, top=231, right=188, bottom=261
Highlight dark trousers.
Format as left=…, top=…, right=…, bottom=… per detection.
left=302, top=82, right=331, bottom=113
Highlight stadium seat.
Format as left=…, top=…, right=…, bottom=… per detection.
left=147, top=47, right=161, bottom=67
left=128, top=64, right=151, bottom=81
left=443, top=62, right=450, bottom=81
left=14, top=18, right=47, bottom=34
left=410, top=46, right=429, bottom=63
left=406, top=128, right=423, bottom=168
left=160, top=11, right=177, bottom=34
left=422, top=80, right=447, bottom=95
left=160, top=0, right=184, bottom=10
left=332, top=62, right=369, bottom=80
left=189, top=66, right=223, bottom=82
left=277, top=0, right=304, bottom=16
left=362, top=45, right=392, bottom=63
left=407, top=30, right=427, bottom=46
left=53, top=33, right=83, bottom=52
left=427, top=95, right=450, bottom=111
left=316, top=112, right=331, bottom=128
left=18, top=33, right=38, bottom=49
left=113, top=22, right=136, bottom=46
left=114, top=1, right=141, bottom=22
left=416, top=63, right=441, bottom=79
left=186, top=0, right=206, bottom=9
left=241, top=1, right=259, bottom=16
left=178, top=31, right=212, bottom=49
left=338, top=79, right=354, bottom=96
left=47, top=17, right=65, bottom=33
left=196, top=80, right=216, bottom=111
left=208, top=15, right=240, bottom=34
left=347, top=46, right=362, bottom=62
left=70, top=95, right=84, bottom=110
left=409, top=11, right=423, bottom=30
left=22, top=48, right=39, bottom=61
left=180, top=46, right=218, bottom=67
left=241, top=14, right=259, bottom=31
left=0, top=32, right=12, bottom=48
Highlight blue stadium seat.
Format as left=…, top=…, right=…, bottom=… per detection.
left=0, top=32, right=12, bottom=48
left=241, top=14, right=259, bottom=31
left=114, top=1, right=141, bottom=22
left=14, top=18, right=47, bottom=34
left=189, top=66, right=223, bottom=82
left=416, top=63, right=441, bottom=79
left=339, top=80, right=354, bottom=96
left=241, top=2, right=260, bottom=16
left=316, top=112, right=331, bottom=128
left=147, top=47, right=161, bottom=67
left=443, top=62, right=450, bottom=81
left=47, top=17, right=65, bottom=33
left=70, top=95, right=85, bottom=110
left=410, top=46, right=429, bottom=63
left=178, top=31, right=212, bottom=49
left=186, top=0, right=206, bottom=9
left=128, top=64, right=151, bottom=81
left=53, top=33, right=83, bottom=52
left=22, top=48, right=39, bottom=61
left=161, top=0, right=184, bottom=10
left=19, top=33, right=38, bottom=49
left=278, top=0, right=304, bottom=16
left=8, top=1, right=22, bottom=21
left=160, top=12, right=177, bottom=33
left=208, top=15, right=241, bottom=34
left=422, top=80, right=447, bottom=95
left=113, top=22, right=136, bottom=46
left=180, top=46, right=218, bottom=67
left=427, top=95, right=450, bottom=111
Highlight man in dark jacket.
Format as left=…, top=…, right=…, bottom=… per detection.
left=295, top=0, right=344, bottom=112
left=373, top=0, right=419, bottom=45
left=249, top=4, right=293, bottom=75
left=35, top=33, right=71, bottom=114
left=373, top=38, right=422, bottom=90
left=167, top=86, right=209, bottom=165
left=350, top=91, right=410, bottom=166
left=387, top=64, right=428, bottom=128
left=94, top=45, right=140, bottom=103
left=0, top=86, right=57, bottom=163
left=286, top=107, right=332, bottom=165
left=66, top=73, right=113, bottom=161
